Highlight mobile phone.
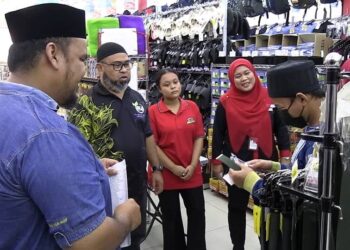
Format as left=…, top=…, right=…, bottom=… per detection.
left=216, top=154, right=241, bottom=170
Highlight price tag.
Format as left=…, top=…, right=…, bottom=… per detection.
left=242, top=51, right=251, bottom=57
left=261, top=51, right=270, bottom=56
left=199, top=33, right=204, bottom=41
left=219, top=51, right=226, bottom=57
left=275, top=50, right=283, bottom=56
left=281, top=49, right=289, bottom=56
left=291, top=50, right=300, bottom=57
left=252, top=51, right=259, bottom=57
left=229, top=51, right=236, bottom=57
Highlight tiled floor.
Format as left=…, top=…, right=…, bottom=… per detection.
left=141, top=189, right=260, bottom=250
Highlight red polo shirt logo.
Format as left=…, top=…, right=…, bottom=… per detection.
left=186, top=117, right=196, bottom=124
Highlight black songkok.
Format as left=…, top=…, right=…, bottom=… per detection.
left=5, top=3, right=86, bottom=43
left=267, top=60, right=321, bottom=98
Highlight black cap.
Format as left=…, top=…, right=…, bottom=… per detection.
left=267, top=60, right=320, bottom=98
left=97, top=42, right=127, bottom=62
left=5, top=3, right=86, bottom=43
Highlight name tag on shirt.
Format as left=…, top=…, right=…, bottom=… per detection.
left=249, top=138, right=258, bottom=151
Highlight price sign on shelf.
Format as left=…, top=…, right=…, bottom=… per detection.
left=291, top=50, right=300, bottom=57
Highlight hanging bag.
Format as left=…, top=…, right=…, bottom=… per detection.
left=291, top=0, right=317, bottom=9
left=242, top=0, right=266, bottom=17
left=265, top=0, right=290, bottom=15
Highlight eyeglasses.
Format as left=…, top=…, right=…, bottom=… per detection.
left=99, top=61, right=132, bottom=71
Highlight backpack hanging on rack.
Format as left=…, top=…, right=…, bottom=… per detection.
left=265, top=0, right=290, bottom=15
left=242, top=0, right=266, bottom=17
left=291, top=0, right=317, bottom=9
left=320, top=0, right=337, bottom=3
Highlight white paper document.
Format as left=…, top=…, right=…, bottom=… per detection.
left=109, top=160, right=131, bottom=247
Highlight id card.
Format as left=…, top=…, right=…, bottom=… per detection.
left=249, top=138, right=258, bottom=151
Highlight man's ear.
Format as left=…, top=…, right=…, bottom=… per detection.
left=296, top=92, right=308, bottom=104
left=45, top=42, right=61, bottom=70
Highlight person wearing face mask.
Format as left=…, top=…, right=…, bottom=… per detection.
left=212, top=58, right=291, bottom=250
left=76, top=42, right=164, bottom=250
left=229, top=60, right=325, bottom=201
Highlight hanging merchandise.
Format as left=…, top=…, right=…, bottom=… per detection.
left=264, top=0, right=290, bottom=15
left=118, top=15, right=146, bottom=54
left=242, top=0, right=266, bottom=17
left=291, top=0, right=317, bottom=9
left=86, top=17, right=119, bottom=57
left=320, top=0, right=337, bottom=3
left=145, top=2, right=222, bottom=42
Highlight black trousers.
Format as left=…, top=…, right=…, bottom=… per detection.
left=228, top=184, right=250, bottom=250
left=159, top=186, right=206, bottom=250
left=121, top=190, right=147, bottom=250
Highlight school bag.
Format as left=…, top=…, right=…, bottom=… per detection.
left=264, top=0, right=290, bottom=15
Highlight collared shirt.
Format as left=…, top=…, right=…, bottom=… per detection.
left=90, top=83, right=152, bottom=197
left=148, top=98, right=205, bottom=190
left=0, top=82, right=111, bottom=249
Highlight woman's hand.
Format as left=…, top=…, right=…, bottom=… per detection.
left=181, top=165, right=196, bottom=181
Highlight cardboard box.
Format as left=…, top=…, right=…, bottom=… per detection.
left=268, top=34, right=283, bottom=47
left=256, top=35, right=269, bottom=48
left=297, top=33, right=333, bottom=57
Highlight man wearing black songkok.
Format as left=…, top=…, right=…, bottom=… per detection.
left=1, top=3, right=141, bottom=250
left=73, top=42, right=164, bottom=250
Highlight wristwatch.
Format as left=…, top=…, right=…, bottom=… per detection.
left=152, top=165, right=163, bottom=172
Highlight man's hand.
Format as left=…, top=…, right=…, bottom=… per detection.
left=245, top=159, right=273, bottom=171
left=181, top=165, right=196, bottom=181
left=212, top=163, right=224, bottom=179
left=228, top=163, right=253, bottom=188
left=100, top=158, right=118, bottom=176
left=152, top=171, right=164, bottom=195
left=114, top=199, right=141, bottom=232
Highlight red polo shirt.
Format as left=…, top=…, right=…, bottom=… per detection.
left=148, top=98, right=205, bottom=190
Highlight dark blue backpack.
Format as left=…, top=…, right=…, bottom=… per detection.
left=265, top=0, right=290, bottom=15
left=242, top=0, right=266, bottom=17
left=291, top=0, right=317, bottom=9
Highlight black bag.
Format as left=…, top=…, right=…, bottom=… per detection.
left=265, top=0, right=290, bottom=15
left=242, top=0, right=265, bottom=17
left=320, top=0, right=337, bottom=3
left=291, top=0, right=317, bottom=9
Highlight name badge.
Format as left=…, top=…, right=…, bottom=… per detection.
left=249, top=138, right=258, bottom=151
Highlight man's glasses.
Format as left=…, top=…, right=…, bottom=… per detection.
left=99, top=61, right=132, bottom=71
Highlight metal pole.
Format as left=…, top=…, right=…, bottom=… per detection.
left=320, top=52, right=342, bottom=250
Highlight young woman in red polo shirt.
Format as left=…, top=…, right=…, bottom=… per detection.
left=148, top=69, right=206, bottom=250
left=212, top=58, right=291, bottom=250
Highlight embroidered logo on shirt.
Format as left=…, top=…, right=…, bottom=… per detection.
left=187, top=117, right=196, bottom=124
left=132, top=101, right=145, bottom=113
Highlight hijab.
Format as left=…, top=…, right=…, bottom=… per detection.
left=220, top=58, right=273, bottom=158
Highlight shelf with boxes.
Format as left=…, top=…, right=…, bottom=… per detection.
left=231, top=33, right=333, bottom=58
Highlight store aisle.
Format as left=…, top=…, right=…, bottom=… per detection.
left=141, top=189, right=260, bottom=250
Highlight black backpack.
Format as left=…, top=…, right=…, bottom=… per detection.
left=265, top=0, right=290, bottom=15
left=291, top=0, right=317, bottom=9
left=320, top=0, right=337, bottom=3
left=242, top=0, right=266, bottom=17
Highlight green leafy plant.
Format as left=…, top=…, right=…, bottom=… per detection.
left=68, top=95, right=123, bottom=160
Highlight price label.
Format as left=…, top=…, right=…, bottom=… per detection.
left=242, top=51, right=251, bottom=57
left=291, top=50, right=300, bottom=57
left=229, top=51, right=236, bottom=57
left=199, top=33, right=204, bottom=41
left=252, top=51, right=259, bottom=57
left=261, top=51, right=270, bottom=56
